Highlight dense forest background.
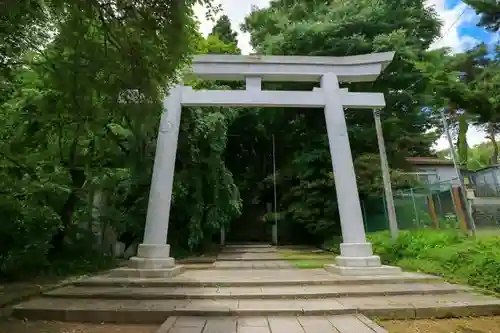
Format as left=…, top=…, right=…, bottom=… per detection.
left=1, top=0, right=498, bottom=280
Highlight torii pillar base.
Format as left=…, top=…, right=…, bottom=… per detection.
left=109, top=244, right=184, bottom=278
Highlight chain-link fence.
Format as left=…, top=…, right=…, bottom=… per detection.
left=361, top=180, right=470, bottom=233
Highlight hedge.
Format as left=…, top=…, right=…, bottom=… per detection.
left=368, top=230, right=500, bottom=294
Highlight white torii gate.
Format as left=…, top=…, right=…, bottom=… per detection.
left=113, top=52, right=402, bottom=278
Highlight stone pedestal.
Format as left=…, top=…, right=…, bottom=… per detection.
left=324, top=242, right=401, bottom=276
left=110, top=244, right=184, bottom=278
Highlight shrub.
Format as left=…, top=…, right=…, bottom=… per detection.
left=368, top=230, right=500, bottom=294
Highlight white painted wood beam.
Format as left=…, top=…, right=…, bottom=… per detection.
left=181, top=87, right=325, bottom=108
left=188, top=63, right=383, bottom=83
left=187, top=52, right=395, bottom=83
left=180, top=87, right=385, bottom=109
left=246, top=77, right=262, bottom=91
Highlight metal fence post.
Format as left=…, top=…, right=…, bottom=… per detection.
left=449, top=185, right=460, bottom=227
left=410, top=188, right=420, bottom=228
left=361, top=199, right=368, bottom=232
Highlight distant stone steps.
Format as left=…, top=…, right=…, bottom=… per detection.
left=216, top=253, right=284, bottom=261
left=45, top=283, right=471, bottom=300
left=213, top=260, right=295, bottom=269
left=13, top=293, right=500, bottom=324
left=224, top=244, right=274, bottom=248
left=220, top=248, right=278, bottom=254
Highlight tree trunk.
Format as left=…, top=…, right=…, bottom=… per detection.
left=49, top=167, right=86, bottom=256
left=457, top=114, right=469, bottom=167
left=488, top=123, right=498, bottom=165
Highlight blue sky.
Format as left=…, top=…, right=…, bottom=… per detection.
left=430, top=0, right=499, bottom=150
left=430, top=0, right=499, bottom=53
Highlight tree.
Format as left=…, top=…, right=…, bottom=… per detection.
left=0, top=0, right=231, bottom=278
left=463, top=0, right=500, bottom=32
left=210, top=15, right=239, bottom=47
left=417, top=43, right=500, bottom=166
left=237, top=0, right=442, bottom=241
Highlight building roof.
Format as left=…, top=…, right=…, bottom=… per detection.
left=473, top=164, right=500, bottom=173
left=406, top=157, right=455, bottom=166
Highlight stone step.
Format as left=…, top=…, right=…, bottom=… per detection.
left=13, top=293, right=500, bottom=324
left=220, top=247, right=278, bottom=253
left=213, top=261, right=295, bottom=269
left=73, top=270, right=442, bottom=288
left=224, top=244, right=274, bottom=248
left=159, top=314, right=389, bottom=333
left=216, top=254, right=285, bottom=261
left=45, top=283, right=471, bottom=300
left=220, top=250, right=279, bottom=254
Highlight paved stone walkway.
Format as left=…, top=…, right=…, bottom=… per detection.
left=214, top=261, right=295, bottom=269
left=158, top=314, right=387, bottom=333
left=215, top=245, right=295, bottom=269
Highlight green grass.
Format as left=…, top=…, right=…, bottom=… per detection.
left=291, top=259, right=335, bottom=269
left=368, top=229, right=500, bottom=296
left=279, top=248, right=335, bottom=268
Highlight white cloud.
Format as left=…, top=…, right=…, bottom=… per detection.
left=489, top=32, right=500, bottom=48
left=433, top=126, right=486, bottom=151
left=426, top=0, right=479, bottom=52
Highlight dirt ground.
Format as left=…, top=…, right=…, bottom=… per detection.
left=0, top=318, right=158, bottom=333
left=382, top=316, right=500, bottom=333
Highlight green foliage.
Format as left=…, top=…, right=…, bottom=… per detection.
left=369, top=230, right=500, bottom=294
left=209, top=14, right=239, bottom=51
left=0, top=0, right=238, bottom=279
left=419, top=44, right=500, bottom=166
left=237, top=0, right=441, bottom=242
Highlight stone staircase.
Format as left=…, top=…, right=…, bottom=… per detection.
left=12, top=244, right=500, bottom=331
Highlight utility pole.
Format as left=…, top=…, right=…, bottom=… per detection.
left=439, top=109, right=476, bottom=235
left=374, top=109, right=398, bottom=239
left=272, top=134, right=278, bottom=246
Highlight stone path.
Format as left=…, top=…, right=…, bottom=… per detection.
left=215, top=245, right=295, bottom=269
left=158, top=314, right=388, bottom=333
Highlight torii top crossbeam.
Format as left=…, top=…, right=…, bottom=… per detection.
left=180, top=52, right=395, bottom=109
left=188, top=52, right=395, bottom=83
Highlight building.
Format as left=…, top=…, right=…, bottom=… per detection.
left=468, top=165, right=500, bottom=197
left=405, top=157, right=461, bottom=186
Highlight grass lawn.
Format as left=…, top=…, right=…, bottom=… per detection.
left=278, top=248, right=336, bottom=268
left=0, top=318, right=157, bottom=333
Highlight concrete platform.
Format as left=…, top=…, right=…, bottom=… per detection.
left=13, top=293, right=500, bottom=323
left=72, top=269, right=443, bottom=287
left=45, top=283, right=471, bottom=300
